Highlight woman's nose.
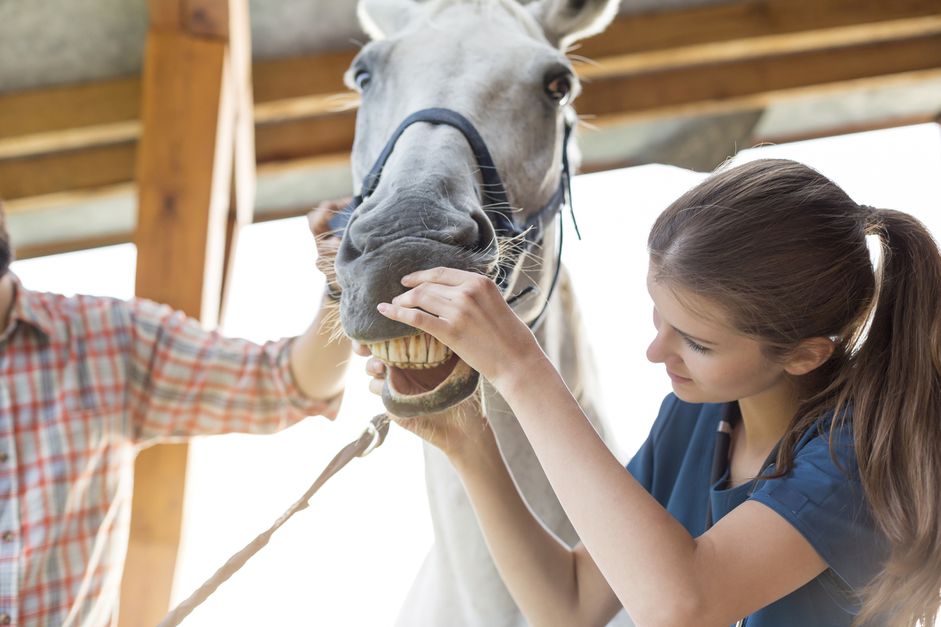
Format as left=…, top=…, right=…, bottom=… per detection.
left=646, top=331, right=668, bottom=364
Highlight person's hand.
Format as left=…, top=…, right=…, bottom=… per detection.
left=376, top=267, right=545, bottom=391
left=357, top=341, right=491, bottom=459
left=307, top=198, right=349, bottom=300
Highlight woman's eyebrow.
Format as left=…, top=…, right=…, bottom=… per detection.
left=673, top=326, right=718, bottom=346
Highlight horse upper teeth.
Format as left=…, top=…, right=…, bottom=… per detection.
left=367, top=334, right=452, bottom=369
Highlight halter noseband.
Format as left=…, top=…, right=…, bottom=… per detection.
left=329, top=107, right=576, bottom=326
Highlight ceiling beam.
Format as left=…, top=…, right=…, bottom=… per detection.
left=579, top=31, right=941, bottom=125
left=1, top=0, right=940, bottom=205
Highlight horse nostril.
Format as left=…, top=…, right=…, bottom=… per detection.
left=469, top=209, right=499, bottom=258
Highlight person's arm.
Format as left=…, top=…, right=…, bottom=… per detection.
left=378, top=267, right=827, bottom=627
left=288, top=201, right=351, bottom=401
left=127, top=200, right=351, bottom=441
left=363, top=349, right=622, bottom=627
left=449, top=417, right=622, bottom=627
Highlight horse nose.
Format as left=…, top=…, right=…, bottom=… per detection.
left=340, top=192, right=497, bottom=261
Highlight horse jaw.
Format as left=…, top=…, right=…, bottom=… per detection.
left=363, top=333, right=480, bottom=417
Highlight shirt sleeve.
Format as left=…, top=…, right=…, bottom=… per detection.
left=626, top=394, right=678, bottom=493
left=748, top=425, right=886, bottom=591
left=124, top=298, right=341, bottom=443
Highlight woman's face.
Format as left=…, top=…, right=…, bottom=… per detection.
left=645, top=266, right=787, bottom=405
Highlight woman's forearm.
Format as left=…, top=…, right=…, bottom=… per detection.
left=451, top=427, right=617, bottom=627
left=493, top=357, right=706, bottom=627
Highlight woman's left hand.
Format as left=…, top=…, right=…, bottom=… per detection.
left=377, top=267, right=545, bottom=389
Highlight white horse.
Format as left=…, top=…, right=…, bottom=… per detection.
left=333, top=1, right=632, bottom=625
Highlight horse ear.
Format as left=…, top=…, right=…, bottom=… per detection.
left=357, top=0, right=420, bottom=40
left=529, top=0, right=619, bottom=48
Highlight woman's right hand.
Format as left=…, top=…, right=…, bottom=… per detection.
left=357, top=342, right=493, bottom=459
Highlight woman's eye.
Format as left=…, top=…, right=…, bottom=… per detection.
left=545, top=74, right=572, bottom=106
left=684, top=336, right=709, bottom=354
left=354, top=69, right=372, bottom=91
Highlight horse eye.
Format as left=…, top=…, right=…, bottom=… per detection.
left=545, top=74, right=572, bottom=106
left=354, top=69, right=372, bottom=91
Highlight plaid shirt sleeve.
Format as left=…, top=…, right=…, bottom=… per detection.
left=125, top=298, right=341, bottom=442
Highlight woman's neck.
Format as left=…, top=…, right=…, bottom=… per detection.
left=737, top=379, right=800, bottom=455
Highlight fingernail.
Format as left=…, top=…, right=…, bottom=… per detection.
left=377, top=303, right=390, bottom=314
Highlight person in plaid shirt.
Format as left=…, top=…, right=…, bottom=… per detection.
left=0, top=201, right=350, bottom=626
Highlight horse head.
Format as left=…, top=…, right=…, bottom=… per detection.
left=334, top=0, right=618, bottom=417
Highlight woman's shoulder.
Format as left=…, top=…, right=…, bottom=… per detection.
left=788, top=413, right=860, bottom=479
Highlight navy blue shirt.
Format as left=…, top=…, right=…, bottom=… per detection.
left=626, top=394, right=887, bottom=626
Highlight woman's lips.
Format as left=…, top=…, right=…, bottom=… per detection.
left=667, top=369, right=692, bottom=384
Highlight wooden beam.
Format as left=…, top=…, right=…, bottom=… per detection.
left=577, top=32, right=941, bottom=125
left=0, top=78, right=140, bottom=158
left=2, top=0, right=941, bottom=205
left=0, top=143, right=136, bottom=200
left=576, top=0, right=941, bottom=60
left=576, top=16, right=941, bottom=79
left=120, top=0, right=253, bottom=624
left=3, top=0, right=938, bottom=160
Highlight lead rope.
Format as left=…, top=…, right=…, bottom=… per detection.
left=157, top=413, right=391, bottom=627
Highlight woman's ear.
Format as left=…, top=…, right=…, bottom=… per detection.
left=784, top=337, right=836, bottom=376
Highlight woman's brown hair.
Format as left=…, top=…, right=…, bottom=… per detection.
left=647, top=158, right=941, bottom=626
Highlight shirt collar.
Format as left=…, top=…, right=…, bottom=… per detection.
left=4, top=274, right=56, bottom=338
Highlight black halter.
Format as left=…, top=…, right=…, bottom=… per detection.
left=329, top=107, right=577, bottom=328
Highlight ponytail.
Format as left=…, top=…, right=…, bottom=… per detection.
left=842, top=209, right=941, bottom=626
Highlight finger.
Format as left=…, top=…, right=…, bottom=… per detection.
left=377, top=302, right=449, bottom=339
left=368, top=377, right=384, bottom=396
left=308, top=199, right=348, bottom=237
left=352, top=341, right=371, bottom=356
left=366, top=356, right=386, bottom=378
left=401, top=267, right=481, bottom=288
left=307, top=208, right=330, bottom=235
left=391, top=284, right=457, bottom=315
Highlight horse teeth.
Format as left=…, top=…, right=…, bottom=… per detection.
left=389, top=339, right=404, bottom=363
left=366, top=334, right=454, bottom=368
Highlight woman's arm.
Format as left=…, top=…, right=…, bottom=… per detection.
left=449, top=412, right=622, bottom=627
left=360, top=350, right=620, bottom=627
left=379, top=267, right=828, bottom=627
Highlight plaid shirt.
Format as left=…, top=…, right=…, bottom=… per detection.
left=0, top=277, right=340, bottom=626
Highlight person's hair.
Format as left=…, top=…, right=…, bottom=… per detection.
left=647, top=158, right=941, bottom=627
left=0, top=200, right=11, bottom=278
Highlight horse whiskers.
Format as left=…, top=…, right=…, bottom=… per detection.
left=318, top=301, right=347, bottom=345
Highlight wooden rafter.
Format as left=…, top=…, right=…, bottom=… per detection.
left=1, top=0, right=940, bottom=207
left=119, top=0, right=254, bottom=624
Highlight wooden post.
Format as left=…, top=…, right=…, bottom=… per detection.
left=119, top=1, right=254, bottom=624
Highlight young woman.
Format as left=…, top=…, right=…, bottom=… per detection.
left=366, top=159, right=941, bottom=627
